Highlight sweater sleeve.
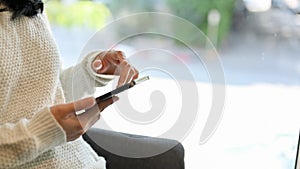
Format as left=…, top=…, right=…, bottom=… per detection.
left=60, top=51, right=115, bottom=102
left=0, top=107, right=66, bottom=169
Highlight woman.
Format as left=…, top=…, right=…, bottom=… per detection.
left=0, top=0, right=138, bottom=168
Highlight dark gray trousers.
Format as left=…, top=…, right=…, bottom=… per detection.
left=83, top=128, right=185, bottom=169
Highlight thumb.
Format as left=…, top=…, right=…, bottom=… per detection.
left=50, top=97, right=95, bottom=118
left=71, top=97, right=96, bottom=112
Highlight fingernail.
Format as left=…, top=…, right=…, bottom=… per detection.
left=93, top=60, right=102, bottom=71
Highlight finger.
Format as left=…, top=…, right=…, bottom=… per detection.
left=96, top=50, right=127, bottom=75
left=132, top=67, right=139, bottom=80
left=71, top=97, right=96, bottom=112
left=77, top=104, right=100, bottom=132
left=78, top=96, right=118, bottom=119
left=98, top=96, right=119, bottom=111
left=108, top=50, right=126, bottom=65
left=94, top=51, right=110, bottom=74
left=117, top=67, right=138, bottom=87
left=117, top=61, right=132, bottom=87
left=77, top=96, right=118, bottom=130
left=96, top=51, right=120, bottom=74
left=54, top=97, right=95, bottom=118
left=115, top=50, right=126, bottom=60
left=124, top=67, right=136, bottom=84
left=84, top=114, right=101, bottom=132
left=129, top=67, right=139, bottom=82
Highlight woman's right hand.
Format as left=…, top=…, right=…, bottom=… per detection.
left=50, top=97, right=118, bottom=141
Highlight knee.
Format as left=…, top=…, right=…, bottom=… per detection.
left=158, top=140, right=185, bottom=169
left=170, top=141, right=185, bottom=163
left=173, top=141, right=185, bottom=160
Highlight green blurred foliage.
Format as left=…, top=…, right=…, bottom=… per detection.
left=45, top=1, right=111, bottom=28
left=107, top=0, right=159, bottom=15
left=167, top=0, right=236, bottom=46
left=106, top=0, right=236, bottom=46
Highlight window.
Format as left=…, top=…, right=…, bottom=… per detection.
left=47, top=0, right=300, bottom=168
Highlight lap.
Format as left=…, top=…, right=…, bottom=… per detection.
left=82, top=128, right=185, bottom=169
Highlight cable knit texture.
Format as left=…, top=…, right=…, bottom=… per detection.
left=0, top=9, right=111, bottom=169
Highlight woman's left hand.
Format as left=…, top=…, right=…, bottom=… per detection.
left=92, top=50, right=139, bottom=87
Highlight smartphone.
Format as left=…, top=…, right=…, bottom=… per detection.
left=95, top=76, right=150, bottom=103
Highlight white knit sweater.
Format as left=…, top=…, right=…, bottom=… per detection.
left=0, top=9, right=112, bottom=169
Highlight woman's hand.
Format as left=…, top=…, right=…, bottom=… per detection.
left=50, top=96, right=118, bottom=141
left=92, top=50, right=139, bottom=87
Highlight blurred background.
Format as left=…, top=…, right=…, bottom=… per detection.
left=45, top=0, right=300, bottom=168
